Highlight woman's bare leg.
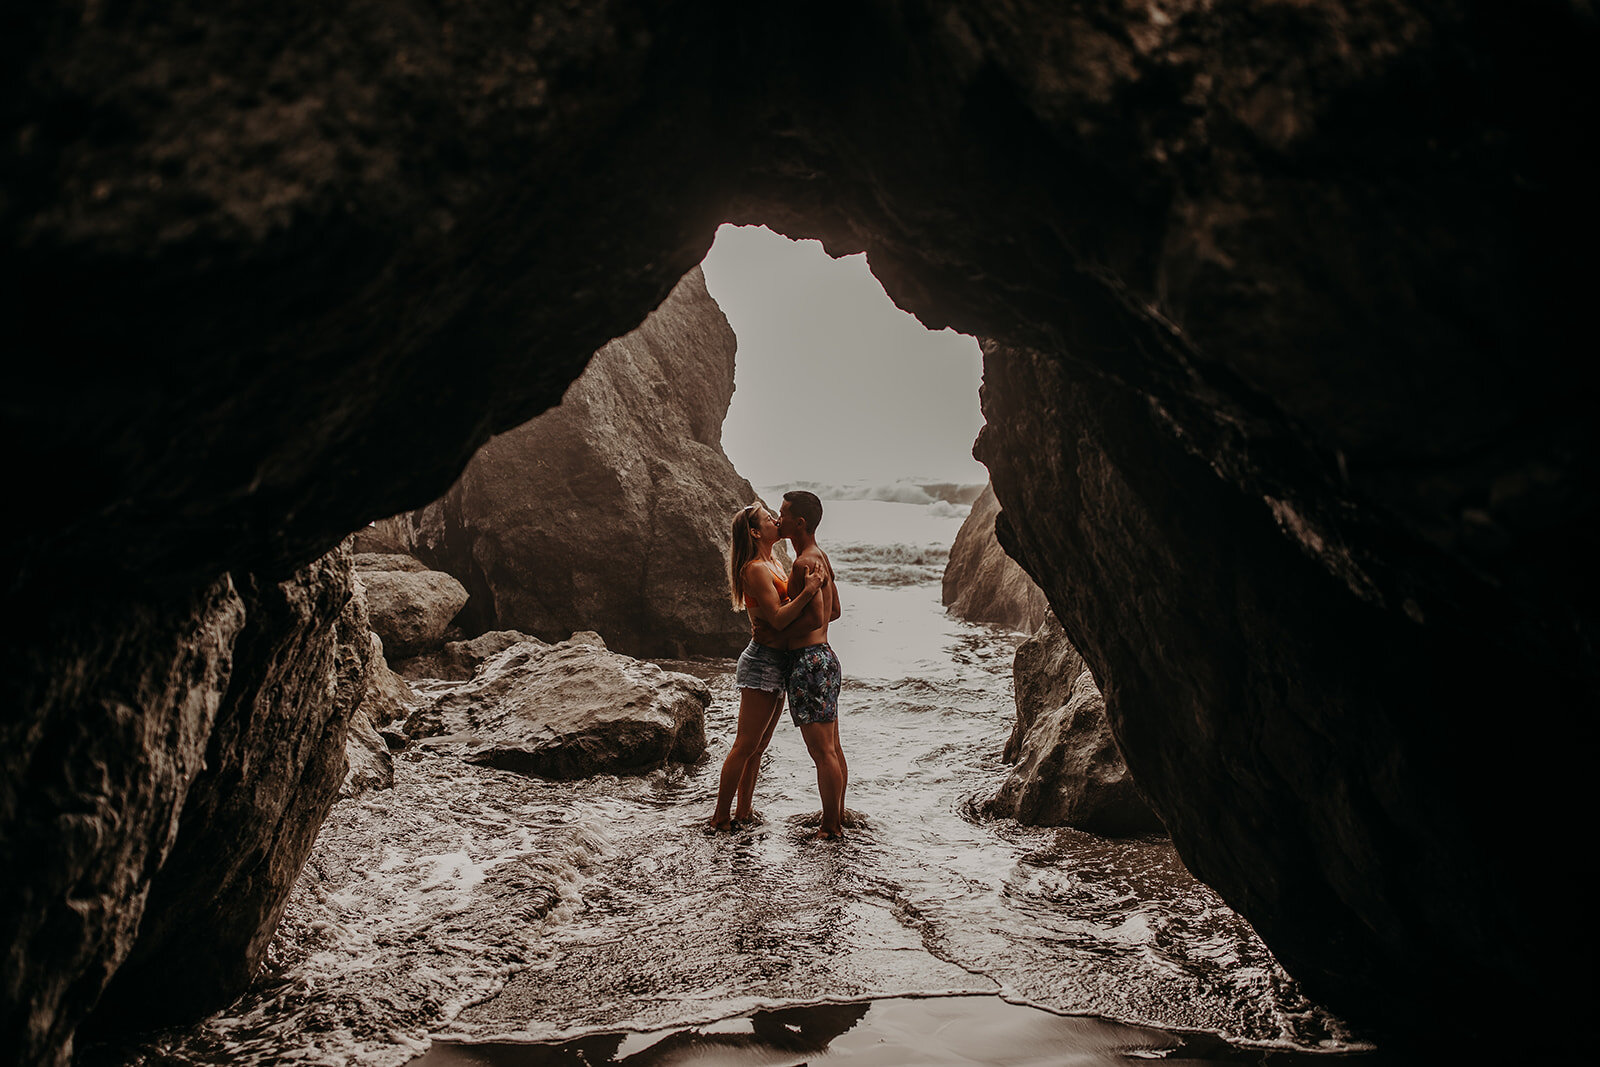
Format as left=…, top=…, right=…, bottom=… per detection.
left=710, top=688, right=782, bottom=830
left=734, top=697, right=784, bottom=823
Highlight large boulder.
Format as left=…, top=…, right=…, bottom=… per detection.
left=409, top=635, right=709, bottom=779
left=394, top=629, right=542, bottom=683
left=88, top=543, right=370, bottom=1031
left=361, top=633, right=417, bottom=726
left=943, top=483, right=1050, bottom=633
left=987, top=616, right=1163, bottom=836
left=353, top=557, right=469, bottom=660
left=340, top=614, right=410, bottom=799
left=1002, top=613, right=1088, bottom=763
left=403, top=266, right=756, bottom=658
left=341, top=709, right=393, bottom=799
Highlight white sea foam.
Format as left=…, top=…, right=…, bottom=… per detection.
left=766, top=479, right=982, bottom=508
left=125, top=752, right=617, bottom=1067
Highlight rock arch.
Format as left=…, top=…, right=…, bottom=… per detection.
left=4, top=3, right=1592, bottom=1061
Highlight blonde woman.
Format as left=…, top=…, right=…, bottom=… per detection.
left=709, top=503, right=826, bottom=831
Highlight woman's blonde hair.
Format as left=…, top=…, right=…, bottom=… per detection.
left=728, top=504, right=764, bottom=609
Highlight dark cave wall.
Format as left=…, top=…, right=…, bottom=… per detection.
left=0, top=581, right=245, bottom=1067
left=977, top=337, right=1550, bottom=1027
left=88, top=543, right=368, bottom=1030
left=3, top=1, right=1595, bottom=1061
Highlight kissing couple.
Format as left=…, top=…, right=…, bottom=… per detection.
left=709, top=490, right=847, bottom=840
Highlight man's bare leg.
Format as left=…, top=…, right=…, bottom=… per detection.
left=831, top=720, right=848, bottom=823
left=711, top=688, right=782, bottom=830
left=734, top=699, right=783, bottom=824
left=800, top=721, right=846, bottom=838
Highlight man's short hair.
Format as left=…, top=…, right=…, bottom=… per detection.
left=783, top=490, right=824, bottom=533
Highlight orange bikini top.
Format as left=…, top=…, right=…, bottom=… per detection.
left=764, top=559, right=788, bottom=597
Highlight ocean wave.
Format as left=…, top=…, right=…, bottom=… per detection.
left=830, top=542, right=949, bottom=587
left=775, top=479, right=983, bottom=507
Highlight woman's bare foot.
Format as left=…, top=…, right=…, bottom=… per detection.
left=810, top=828, right=844, bottom=841
left=707, top=817, right=734, bottom=833
left=731, top=809, right=764, bottom=828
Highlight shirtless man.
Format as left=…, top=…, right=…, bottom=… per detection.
left=776, top=490, right=848, bottom=839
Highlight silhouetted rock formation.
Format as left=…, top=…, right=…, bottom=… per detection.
left=6, top=3, right=1593, bottom=1058
left=354, top=555, right=469, bottom=660
left=409, top=634, right=710, bottom=779
left=986, top=616, right=1162, bottom=835
left=942, top=484, right=1050, bottom=632
left=403, top=266, right=755, bottom=658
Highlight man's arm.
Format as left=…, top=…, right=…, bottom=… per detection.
left=746, top=562, right=825, bottom=631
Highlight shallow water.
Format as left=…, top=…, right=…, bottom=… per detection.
left=417, top=995, right=1371, bottom=1066
left=82, top=498, right=1368, bottom=1065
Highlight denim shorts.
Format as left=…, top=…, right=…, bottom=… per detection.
left=735, top=640, right=792, bottom=693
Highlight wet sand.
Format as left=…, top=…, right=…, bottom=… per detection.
left=409, top=994, right=1389, bottom=1066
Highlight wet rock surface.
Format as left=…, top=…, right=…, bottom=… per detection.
left=987, top=617, right=1163, bottom=836
left=87, top=544, right=369, bottom=1031
left=5, top=2, right=1594, bottom=1058
left=943, top=483, right=1050, bottom=633
left=0, top=580, right=245, bottom=1067
left=354, top=558, right=469, bottom=660
left=395, top=629, right=541, bottom=683
left=402, top=267, right=756, bottom=658
left=411, top=634, right=710, bottom=779
left=361, top=633, right=416, bottom=725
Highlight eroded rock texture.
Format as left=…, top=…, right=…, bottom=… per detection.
left=88, top=544, right=366, bottom=1030
left=403, top=266, right=755, bottom=657
left=0, top=582, right=245, bottom=1067
left=412, top=634, right=710, bottom=779
left=942, top=483, right=1050, bottom=632
left=5, top=1, right=1595, bottom=1057
left=987, top=616, right=1162, bottom=836
left=354, top=553, right=469, bottom=659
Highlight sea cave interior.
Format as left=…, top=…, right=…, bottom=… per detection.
left=3, top=4, right=1592, bottom=1065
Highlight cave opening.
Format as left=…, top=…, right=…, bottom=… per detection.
left=702, top=223, right=986, bottom=494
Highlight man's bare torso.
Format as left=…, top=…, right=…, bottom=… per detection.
left=783, top=548, right=834, bottom=649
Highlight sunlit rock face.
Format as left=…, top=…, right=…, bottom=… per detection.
left=942, top=483, right=1049, bottom=632
left=4, top=1, right=1593, bottom=1059
left=403, top=267, right=756, bottom=658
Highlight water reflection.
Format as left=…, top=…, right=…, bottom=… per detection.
left=416, top=995, right=1384, bottom=1066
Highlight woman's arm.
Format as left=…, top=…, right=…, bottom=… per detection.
left=745, top=562, right=825, bottom=631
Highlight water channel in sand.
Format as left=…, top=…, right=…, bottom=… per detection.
left=82, top=494, right=1373, bottom=1066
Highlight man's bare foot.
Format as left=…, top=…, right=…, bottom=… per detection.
left=731, top=810, right=764, bottom=828
left=810, top=828, right=844, bottom=841
left=707, top=817, right=734, bottom=833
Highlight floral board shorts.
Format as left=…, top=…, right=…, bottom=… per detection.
left=735, top=640, right=791, bottom=695
left=787, top=643, right=841, bottom=726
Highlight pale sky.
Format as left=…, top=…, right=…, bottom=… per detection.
left=701, top=224, right=987, bottom=491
